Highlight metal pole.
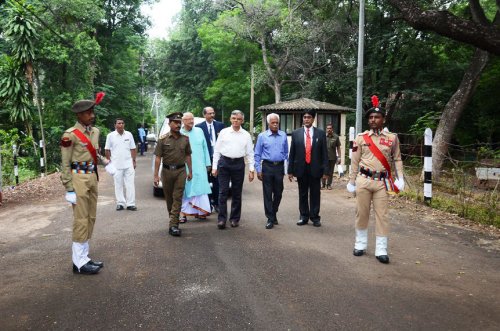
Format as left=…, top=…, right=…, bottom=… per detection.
left=348, top=127, right=355, bottom=175
left=39, top=140, right=45, bottom=177
left=0, top=144, right=3, bottom=205
left=355, top=0, right=365, bottom=135
left=424, top=128, right=433, bottom=204
left=250, top=64, right=255, bottom=141
left=140, top=55, right=145, bottom=126
left=13, top=144, right=19, bottom=185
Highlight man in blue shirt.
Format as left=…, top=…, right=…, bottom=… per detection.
left=254, top=113, right=289, bottom=229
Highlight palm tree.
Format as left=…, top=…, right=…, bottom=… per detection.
left=0, top=0, right=47, bottom=174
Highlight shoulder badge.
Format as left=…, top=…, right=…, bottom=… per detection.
left=60, top=136, right=72, bottom=147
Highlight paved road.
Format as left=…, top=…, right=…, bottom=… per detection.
left=1, top=153, right=499, bottom=330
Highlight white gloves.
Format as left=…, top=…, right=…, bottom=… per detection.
left=346, top=182, right=356, bottom=193
left=394, top=177, right=405, bottom=191
left=65, top=191, right=77, bottom=204
left=105, top=162, right=117, bottom=176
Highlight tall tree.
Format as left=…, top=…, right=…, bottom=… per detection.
left=218, top=0, right=350, bottom=103
left=386, top=0, right=499, bottom=179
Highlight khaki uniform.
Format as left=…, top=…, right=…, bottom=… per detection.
left=323, top=133, right=341, bottom=187
left=154, top=132, right=191, bottom=227
left=349, top=130, right=403, bottom=236
left=60, top=122, right=105, bottom=242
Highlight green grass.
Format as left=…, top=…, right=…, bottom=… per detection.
left=401, top=188, right=500, bottom=228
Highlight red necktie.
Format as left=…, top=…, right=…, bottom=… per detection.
left=305, top=128, right=311, bottom=164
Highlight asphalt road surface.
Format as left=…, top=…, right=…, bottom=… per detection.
left=1, top=152, right=499, bottom=330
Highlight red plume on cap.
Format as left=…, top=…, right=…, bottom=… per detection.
left=94, top=92, right=105, bottom=105
left=371, top=95, right=379, bottom=108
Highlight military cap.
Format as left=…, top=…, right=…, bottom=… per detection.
left=167, top=112, right=183, bottom=122
left=71, top=92, right=105, bottom=113
left=302, top=109, right=316, bottom=118
left=365, top=95, right=386, bottom=118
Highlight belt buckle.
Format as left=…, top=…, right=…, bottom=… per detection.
left=272, top=161, right=279, bottom=165
left=169, top=165, right=176, bottom=170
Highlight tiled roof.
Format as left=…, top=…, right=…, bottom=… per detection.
left=258, top=98, right=354, bottom=113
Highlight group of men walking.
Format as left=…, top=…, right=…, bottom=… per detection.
left=61, top=93, right=404, bottom=275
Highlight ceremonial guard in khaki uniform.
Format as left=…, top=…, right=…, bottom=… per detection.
left=347, top=95, right=404, bottom=264
left=153, top=112, right=192, bottom=237
left=60, top=92, right=109, bottom=275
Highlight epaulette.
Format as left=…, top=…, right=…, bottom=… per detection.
left=65, top=127, right=76, bottom=133
left=159, top=133, right=168, bottom=139
left=357, top=131, right=369, bottom=136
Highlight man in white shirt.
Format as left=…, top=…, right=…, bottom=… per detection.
left=212, top=110, right=255, bottom=229
left=105, top=118, right=138, bottom=211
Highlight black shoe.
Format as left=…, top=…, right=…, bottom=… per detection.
left=169, top=226, right=182, bottom=237
left=273, top=219, right=279, bottom=225
left=89, top=260, right=104, bottom=268
left=116, top=205, right=124, bottom=211
left=126, top=206, right=137, bottom=211
left=376, top=255, right=390, bottom=264
left=312, top=220, right=321, bottom=227
left=353, top=249, right=365, bottom=256
left=296, top=219, right=308, bottom=226
left=266, top=220, right=274, bottom=229
left=217, top=221, right=226, bottom=230
left=230, top=221, right=239, bottom=228
left=73, top=262, right=100, bottom=275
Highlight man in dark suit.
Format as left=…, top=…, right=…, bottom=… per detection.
left=195, top=106, right=225, bottom=212
left=288, top=109, right=328, bottom=227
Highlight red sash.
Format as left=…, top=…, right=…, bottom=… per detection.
left=73, top=129, right=99, bottom=180
left=362, top=134, right=399, bottom=194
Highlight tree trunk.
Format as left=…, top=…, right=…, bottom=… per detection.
left=385, top=91, right=402, bottom=125
left=274, top=81, right=281, bottom=103
left=433, top=49, right=490, bottom=181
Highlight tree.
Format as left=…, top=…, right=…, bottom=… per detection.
left=386, top=0, right=500, bottom=56
left=218, top=0, right=349, bottom=103
left=0, top=0, right=47, bottom=172
left=386, top=0, right=499, bottom=180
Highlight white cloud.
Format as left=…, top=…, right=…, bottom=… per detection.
left=142, top=0, right=182, bottom=39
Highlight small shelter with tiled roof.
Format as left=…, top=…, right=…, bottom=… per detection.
left=258, top=98, right=354, bottom=166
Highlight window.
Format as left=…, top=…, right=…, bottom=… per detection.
left=317, top=113, right=340, bottom=133
left=278, top=114, right=294, bottom=134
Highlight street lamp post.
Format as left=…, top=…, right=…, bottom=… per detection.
left=356, top=0, right=365, bottom=135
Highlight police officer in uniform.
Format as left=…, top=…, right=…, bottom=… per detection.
left=347, top=96, right=404, bottom=264
left=60, top=92, right=108, bottom=275
left=153, top=112, right=193, bottom=237
left=322, top=123, right=341, bottom=190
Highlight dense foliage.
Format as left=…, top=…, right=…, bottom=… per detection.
left=0, top=0, right=498, bottom=185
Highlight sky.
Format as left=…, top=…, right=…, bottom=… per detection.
left=141, top=0, right=182, bottom=39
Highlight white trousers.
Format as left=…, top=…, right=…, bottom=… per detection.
left=114, top=167, right=136, bottom=207
left=72, top=241, right=90, bottom=269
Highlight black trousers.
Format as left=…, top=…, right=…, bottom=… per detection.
left=262, top=162, right=284, bottom=222
left=297, top=165, right=321, bottom=222
left=218, top=157, right=245, bottom=223
left=208, top=157, right=220, bottom=207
